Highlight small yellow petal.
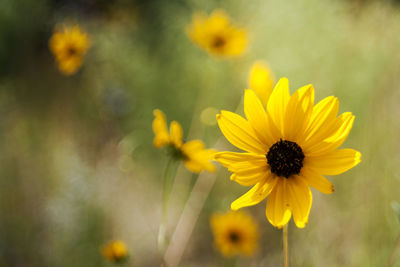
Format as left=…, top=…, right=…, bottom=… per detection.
left=170, top=121, right=183, bottom=148
left=152, top=109, right=170, bottom=148
left=185, top=149, right=217, bottom=173
left=182, top=140, right=216, bottom=173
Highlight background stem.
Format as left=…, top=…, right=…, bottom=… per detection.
left=158, top=158, right=177, bottom=254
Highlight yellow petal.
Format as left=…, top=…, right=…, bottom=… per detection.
left=267, top=77, right=290, bottom=135
left=248, top=62, right=275, bottom=107
left=303, top=96, right=339, bottom=142
left=305, top=148, right=361, bottom=176
left=182, top=140, right=204, bottom=153
left=308, top=113, right=355, bottom=156
left=152, top=109, right=170, bottom=148
left=217, top=110, right=266, bottom=154
left=214, top=151, right=266, bottom=167
left=244, top=89, right=280, bottom=147
left=183, top=160, right=204, bottom=173
left=182, top=141, right=216, bottom=173
left=266, top=178, right=292, bottom=228
left=303, top=112, right=353, bottom=154
left=231, top=169, right=270, bottom=186
left=231, top=162, right=267, bottom=176
left=300, top=166, right=334, bottom=194
left=287, top=176, right=312, bottom=228
left=283, top=84, right=314, bottom=141
left=231, top=176, right=277, bottom=210
left=186, top=148, right=217, bottom=173
left=170, top=121, right=183, bottom=148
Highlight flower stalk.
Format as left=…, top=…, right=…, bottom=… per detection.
left=158, top=158, right=178, bottom=253
left=283, top=224, right=289, bottom=267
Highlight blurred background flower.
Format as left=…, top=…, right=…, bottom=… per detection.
left=186, top=9, right=247, bottom=58
left=101, top=240, right=129, bottom=264
left=152, top=109, right=216, bottom=173
left=49, top=23, right=91, bottom=75
left=210, top=211, right=259, bottom=258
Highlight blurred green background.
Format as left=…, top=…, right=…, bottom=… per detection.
left=1, top=0, right=400, bottom=266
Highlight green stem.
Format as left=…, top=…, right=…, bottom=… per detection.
left=158, top=158, right=177, bottom=253
left=387, top=232, right=400, bottom=267
left=283, top=224, right=289, bottom=267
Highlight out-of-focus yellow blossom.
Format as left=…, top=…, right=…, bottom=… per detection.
left=215, top=78, right=361, bottom=228
left=186, top=10, right=247, bottom=58
left=101, top=240, right=128, bottom=263
left=152, top=109, right=216, bottom=173
left=210, top=211, right=259, bottom=257
left=248, top=61, right=275, bottom=107
left=49, top=23, right=91, bottom=75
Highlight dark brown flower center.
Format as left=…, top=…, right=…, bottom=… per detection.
left=212, top=36, right=226, bottom=48
left=228, top=231, right=241, bottom=244
left=166, top=144, right=187, bottom=160
left=266, top=139, right=304, bottom=178
left=67, top=46, right=78, bottom=56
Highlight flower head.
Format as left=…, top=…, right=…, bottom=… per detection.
left=49, top=23, right=91, bottom=75
left=101, top=240, right=128, bottom=263
left=152, top=109, right=216, bottom=173
left=214, top=78, right=361, bottom=228
left=248, top=61, right=275, bottom=107
left=210, top=211, right=259, bottom=257
left=186, top=10, right=247, bottom=58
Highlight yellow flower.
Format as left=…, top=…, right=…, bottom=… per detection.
left=214, top=78, right=361, bottom=228
left=210, top=211, right=259, bottom=257
left=248, top=61, right=275, bottom=107
left=186, top=10, right=247, bottom=58
left=101, top=240, right=128, bottom=263
left=152, top=109, right=216, bottom=173
left=49, top=23, right=91, bottom=75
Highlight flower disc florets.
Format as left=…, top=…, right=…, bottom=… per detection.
left=228, top=231, right=241, bottom=243
left=266, top=139, right=305, bottom=178
left=166, top=144, right=188, bottom=161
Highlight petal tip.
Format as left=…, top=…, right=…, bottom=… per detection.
left=230, top=204, right=239, bottom=211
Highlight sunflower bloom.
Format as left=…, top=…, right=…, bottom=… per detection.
left=248, top=61, right=275, bottom=107
left=152, top=109, right=216, bottom=173
left=210, top=211, right=259, bottom=257
left=49, top=23, right=91, bottom=75
left=101, top=240, right=128, bottom=263
left=214, top=78, right=361, bottom=228
left=186, top=10, right=247, bottom=58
